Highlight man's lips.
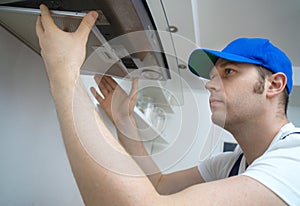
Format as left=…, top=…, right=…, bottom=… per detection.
left=209, top=97, right=223, bottom=107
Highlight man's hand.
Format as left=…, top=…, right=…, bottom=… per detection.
left=36, top=4, right=98, bottom=91
left=90, top=75, right=138, bottom=126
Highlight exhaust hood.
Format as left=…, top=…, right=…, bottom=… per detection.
left=1, top=0, right=176, bottom=78
left=0, top=0, right=184, bottom=104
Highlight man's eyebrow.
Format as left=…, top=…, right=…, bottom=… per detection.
left=209, top=60, right=239, bottom=78
left=217, top=60, right=239, bottom=68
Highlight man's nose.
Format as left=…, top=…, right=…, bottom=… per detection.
left=205, top=76, right=222, bottom=92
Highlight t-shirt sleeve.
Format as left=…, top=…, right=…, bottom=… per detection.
left=241, top=138, right=300, bottom=205
left=198, top=151, right=238, bottom=182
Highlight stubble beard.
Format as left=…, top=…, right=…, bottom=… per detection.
left=211, top=79, right=265, bottom=131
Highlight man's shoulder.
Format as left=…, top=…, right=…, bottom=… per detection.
left=279, top=122, right=300, bottom=137
left=269, top=123, right=300, bottom=148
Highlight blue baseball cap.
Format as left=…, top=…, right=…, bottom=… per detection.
left=188, top=38, right=293, bottom=94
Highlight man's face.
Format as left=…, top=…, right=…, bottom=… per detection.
left=205, top=58, right=266, bottom=130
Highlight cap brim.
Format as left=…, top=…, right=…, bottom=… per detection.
left=188, top=49, right=261, bottom=79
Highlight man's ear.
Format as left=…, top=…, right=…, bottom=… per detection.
left=266, top=72, right=287, bottom=98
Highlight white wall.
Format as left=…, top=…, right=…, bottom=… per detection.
left=288, top=106, right=300, bottom=127
left=0, top=27, right=84, bottom=206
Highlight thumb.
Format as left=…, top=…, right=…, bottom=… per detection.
left=129, top=78, right=139, bottom=109
left=76, top=11, right=98, bottom=41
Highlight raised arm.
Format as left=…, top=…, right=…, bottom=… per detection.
left=36, top=4, right=160, bottom=205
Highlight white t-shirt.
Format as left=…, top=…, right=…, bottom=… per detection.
left=198, top=123, right=300, bottom=205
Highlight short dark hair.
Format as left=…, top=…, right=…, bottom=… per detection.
left=255, top=66, right=289, bottom=115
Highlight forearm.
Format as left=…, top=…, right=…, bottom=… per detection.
left=116, top=117, right=148, bottom=156
left=51, top=78, right=160, bottom=206
left=116, top=118, right=164, bottom=191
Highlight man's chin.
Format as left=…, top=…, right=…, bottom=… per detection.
left=211, top=113, right=226, bottom=129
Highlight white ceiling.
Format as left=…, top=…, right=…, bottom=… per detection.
left=161, top=0, right=300, bottom=105
left=197, top=0, right=300, bottom=67
left=162, top=0, right=300, bottom=65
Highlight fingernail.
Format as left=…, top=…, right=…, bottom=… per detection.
left=91, top=11, right=98, bottom=20
left=90, top=87, right=95, bottom=94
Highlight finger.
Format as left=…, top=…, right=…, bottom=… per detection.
left=98, top=83, right=109, bottom=96
left=103, top=75, right=118, bottom=90
left=102, top=76, right=114, bottom=92
left=94, top=75, right=109, bottom=96
left=90, top=87, right=104, bottom=104
left=93, top=74, right=103, bottom=85
left=94, top=74, right=112, bottom=92
left=36, top=15, right=44, bottom=38
left=129, top=78, right=139, bottom=106
left=39, top=4, right=58, bottom=31
left=76, top=11, right=98, bottom=42
left=130, top=78, right=138, bottom=98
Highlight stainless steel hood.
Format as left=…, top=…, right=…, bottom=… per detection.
left=0, top=0, right=179, bottom=79
left=0, top=0, right=184, bottom=105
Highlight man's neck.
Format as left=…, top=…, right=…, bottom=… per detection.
left=227, top=115, right=288, bottom=165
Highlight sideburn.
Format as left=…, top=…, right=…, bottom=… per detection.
left=253, top=79, right=265, bottom=94
left=253, top=66, right=272, bottom=94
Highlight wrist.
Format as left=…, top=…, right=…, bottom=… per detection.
left=46, top=66, right=79, bottom=94
left=115, top=115, right=137, bottom=131
left=49, top=77, right=80, bottom=105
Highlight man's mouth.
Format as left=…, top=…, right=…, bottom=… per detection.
left=209, top=97, right=223, bottom=107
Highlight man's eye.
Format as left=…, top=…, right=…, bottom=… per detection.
left=224, top=69, right=234, bottom=75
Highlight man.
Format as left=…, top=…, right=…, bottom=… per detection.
left=36, top=4, right=300, bottom=205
